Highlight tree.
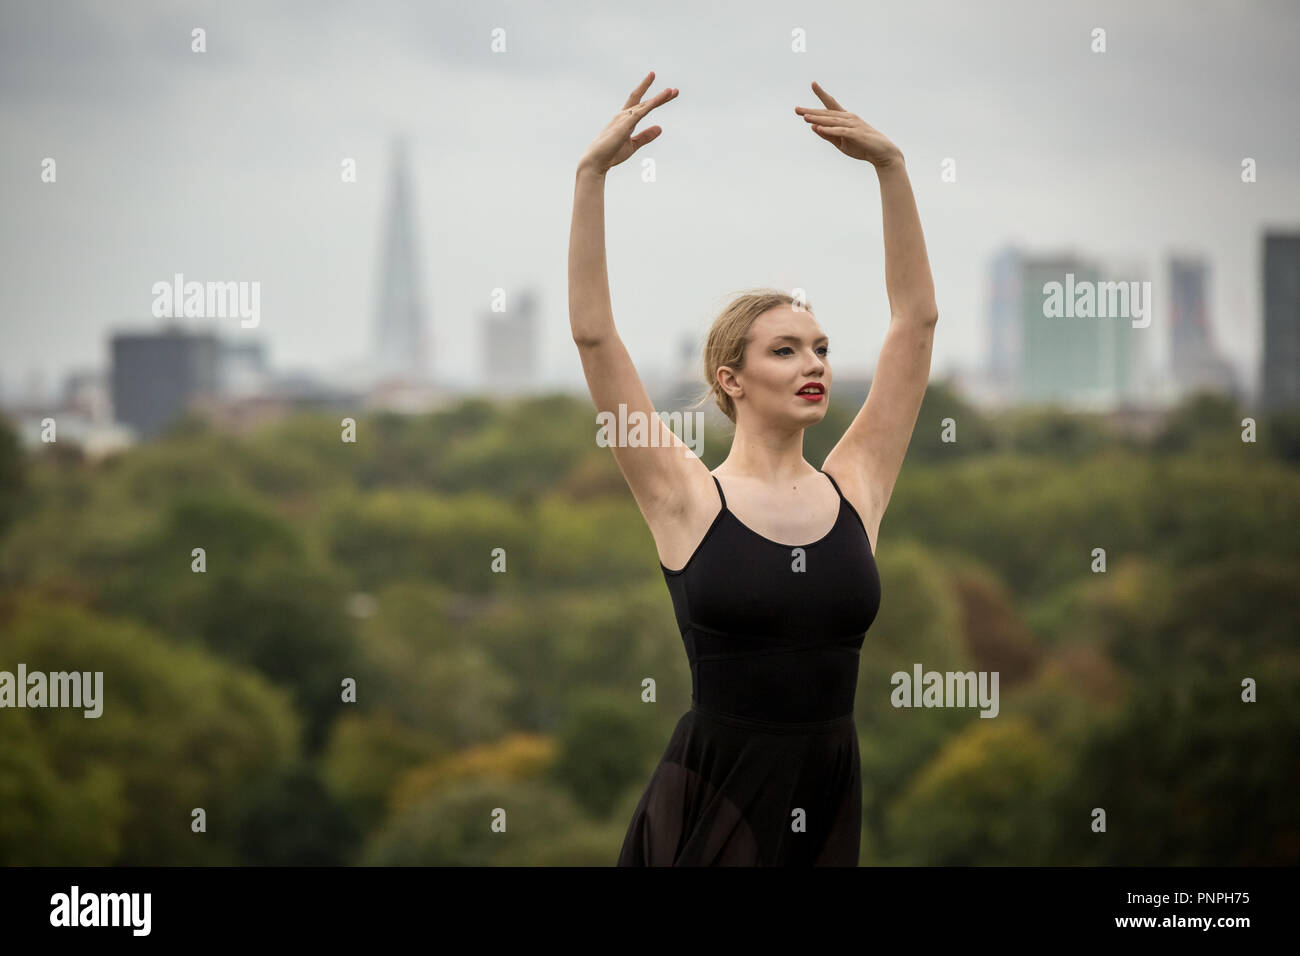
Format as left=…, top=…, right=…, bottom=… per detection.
left=0, top=417, right=25, bottom=541
left=230, top=760, right=364, bottom=865
left=548, top=691, right=663, bottom=819
left=0, top=593, right=300, bottom=864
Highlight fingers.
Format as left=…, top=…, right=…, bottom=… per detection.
left=630, top=126, right=663, bottom=149
left=799, top=112, right=855, bottom=126
left=623, top=71, right=655, bottom=109
left=622, top=71, right=678, bottom=115
left=795, top=107, right=849, bottom=120
left=636, top=86, right=678, bottom=117
left=812, top=81, right=844, bottom=110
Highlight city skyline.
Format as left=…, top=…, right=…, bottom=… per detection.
left=0, top=233, right=1291, bottom=421
left=2, top=0, right=1299, bottom=406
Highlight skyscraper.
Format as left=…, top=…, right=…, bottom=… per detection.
left=992, top=252, right=1150, bottom=409
left=373, top=135, right=428, bottom=383
left=1018, top=254, right=1103, bottom=406
left=1261, top=232, right=1300, bottom=410
left=110, top=326, right=219, bottom=440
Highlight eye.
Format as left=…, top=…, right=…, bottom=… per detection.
left=773, top=347, right=794, bottom=356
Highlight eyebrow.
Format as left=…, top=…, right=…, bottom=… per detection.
left=770, top=334, right=829, bottom=344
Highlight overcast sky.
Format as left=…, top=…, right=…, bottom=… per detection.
left=2, top=0, right=1298, bottom=403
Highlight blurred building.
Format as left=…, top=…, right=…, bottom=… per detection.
left=109, top=326, right=283, bottom=440
left=986, top=249, right=1148, bottom=409
left=218, top=339, right=270, bottom=398
left=0, top=367, right=134, bottom=458
left=110, top=325, right=220, bottom=440
left=1261, top=231, right=1300, bottom=410
left=193, top=367, right=373, bottom=434
left=62, top=369, right=112, bottom=423
left=481, top=288, right=539, bottom=394
left=1022, top=255, right=1099, bottom=405
left=653, top=331, right=705, bottom=412
left=987, top=246, right=1023, bottom=386
left=1168, top=256, right=1238, bottom=400
left=1108, top=256, right=1152, bottom=407
left=373, top=134, right=429, bottom=384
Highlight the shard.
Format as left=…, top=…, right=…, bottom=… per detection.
left=373, top=135, right=428, bottom=383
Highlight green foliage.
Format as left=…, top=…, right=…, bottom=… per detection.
left=1261, top=410, right=1300, bottom=464
left=999, top=406, right=1115, bottom=458
left=351, top=582, right=516, bottom=746
left=884, top=451, right=1300, bottom=599
left=893, top=379, right=1001, bottom=461
left=887, top=716, right=1066, bottom=865
left=546, top=690, right=664, bottom=819
left=0, top=594, right=299, bottom=864
left=229, top=760, right=365, bottom=865
left=1048, top=660, right=1300, bottom=865
left=0, top=708, right=125, bottom=864
left=0, top=417, right=25, bottom=541
left=91, top=491, right=361, bottom=754
left=465, top=581, right=686, bottom=737
left=0, top=389, right=1296, bottom=864
left=1152, top=391, right=1244, bottom=455
left=324, top=487, right=532, bottom=593
left=178, top=558, right=361, bottom=754
left=320, top=708, right=446, bottom=833
left=856, top=540, right=969, bottom=726
left=360, top=777, right=585, bottom=865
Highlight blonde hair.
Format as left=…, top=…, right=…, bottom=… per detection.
left=688, top=289, right=813, bottom=424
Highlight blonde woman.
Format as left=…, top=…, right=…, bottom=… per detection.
left=569, top=72, right=937, bottom=865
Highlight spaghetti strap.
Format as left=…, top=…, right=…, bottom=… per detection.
left=821, top=470, right=845, bottom=500
left=710, top=473, right=727, bottom=510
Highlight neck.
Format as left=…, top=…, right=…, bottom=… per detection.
left=717, top=416, right=815, bottom=483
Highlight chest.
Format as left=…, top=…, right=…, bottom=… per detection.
left=720, top=486, right=843, bottom=547
left=667, top=517, right=882, bottom=638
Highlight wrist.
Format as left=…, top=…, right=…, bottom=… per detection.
left=874, top=150, right=905, bottom=173
left=576, top=160, right=608, bottom=180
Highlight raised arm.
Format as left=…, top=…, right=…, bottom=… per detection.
left=569, top=73, right=706, bottom=523
left=797, top=82, right=938, bottom=546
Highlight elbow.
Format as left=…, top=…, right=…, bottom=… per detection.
left=569, top=316, right=599, bottom=348
left=892, top=309, right=939, bottom=328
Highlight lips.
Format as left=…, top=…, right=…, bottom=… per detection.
left=790, top=382, right=821, bottom=403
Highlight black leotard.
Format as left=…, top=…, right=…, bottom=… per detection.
left=618, top=469, right=882, bottom=865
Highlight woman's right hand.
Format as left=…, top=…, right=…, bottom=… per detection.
left=578, top=71, right=678, bottom=175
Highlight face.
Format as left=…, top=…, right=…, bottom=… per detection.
left=719, top=305, right=830, bottom=427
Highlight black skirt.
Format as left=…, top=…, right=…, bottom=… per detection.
left=617, top=701, right=861, bottom=866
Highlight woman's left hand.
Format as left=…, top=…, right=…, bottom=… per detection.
left=795, top=82, right=903, bottom=168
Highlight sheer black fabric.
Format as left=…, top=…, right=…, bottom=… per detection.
left=618, top=470, right=882, bottom=866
